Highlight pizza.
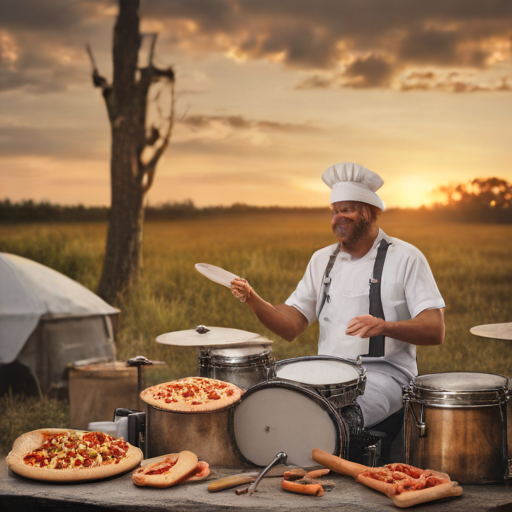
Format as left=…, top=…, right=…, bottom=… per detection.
left=132, top=451, right=210, bottom=487
left=140, top=377, right=242, bottom=412
left=312, top=449, right=463, bottom=508
left=6, top=428, right=143, bottom=482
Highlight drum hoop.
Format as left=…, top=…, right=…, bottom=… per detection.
left=229, top=379, right=348, bottom=466
left=202, top=353, right=274, bottom=365
left=408, top=371, right=510, bottom=407
left=275, top=355, right=366, bottom=387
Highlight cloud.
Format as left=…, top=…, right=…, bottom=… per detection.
left=399, top=70, right=512, bottom=92
left=181, top=114, right=320, bottom=133
left=342, top=54, right=396, bottom=88
left=1, top=0, right=512, bottom=94
left=0, top=123, right=108, bottom=158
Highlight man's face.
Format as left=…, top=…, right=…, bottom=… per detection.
left=330, top=201, right=372, bottom=245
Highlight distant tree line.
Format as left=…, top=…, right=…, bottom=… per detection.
left=1, top=178, right=510, bottom=224
left=0, top=199, right=328, bottom=223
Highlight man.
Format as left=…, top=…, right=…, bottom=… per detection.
left=231, top=162, right=445, bottom=446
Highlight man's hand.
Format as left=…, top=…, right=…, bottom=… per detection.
left=231, top=277, right=252, bottom=303
left=346, top=315, right=384, bottom=338
left=345, top=308, right=445, bottom=346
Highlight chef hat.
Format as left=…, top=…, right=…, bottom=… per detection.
left=322, top=162, right=385, bottom=211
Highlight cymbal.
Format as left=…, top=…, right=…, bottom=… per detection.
left=470, top=322, right=512, bottom=341
left=156, top=326, right=272, bottom=347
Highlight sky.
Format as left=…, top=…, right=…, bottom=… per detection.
left=0, top=0, right=511, bottom=208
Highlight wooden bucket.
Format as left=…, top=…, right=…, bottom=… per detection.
left=69, top=362, right=140, bottom=429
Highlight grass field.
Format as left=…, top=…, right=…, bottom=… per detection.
left=1, top=212, right=511, bottom=451
left=1, top=211, right=511, bottom=377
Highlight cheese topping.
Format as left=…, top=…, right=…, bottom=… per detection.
left=149, top=377, right=237, bottom=405
left=23, top=431, right=129, bottom=469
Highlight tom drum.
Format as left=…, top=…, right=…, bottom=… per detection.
left=274, top=355, right=366, bottom=409
left=404, top=372, right=511, bottom=484
left=198, top=344, right=274, bottom=390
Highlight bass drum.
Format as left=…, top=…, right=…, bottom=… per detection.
left=230, top=380, right=349, bottom=467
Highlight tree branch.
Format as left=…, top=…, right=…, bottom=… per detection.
left=141, top=78, right=175, bottom=193
left=86, top=43, right=114, bottom=119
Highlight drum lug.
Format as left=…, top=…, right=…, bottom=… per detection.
left=363, top=442, right=381, bottom=468
left=409, top=401, right=426, bottom=437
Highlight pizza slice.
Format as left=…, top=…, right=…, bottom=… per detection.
left=7, top=428, right=143, bottom=482
left=140, top=377, right=242, bottom=412
left=132, top=451, right=210, bottom=488
left=312, top=449, right=463, bottom=508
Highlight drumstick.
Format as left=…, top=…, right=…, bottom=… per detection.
left=311, top=449, right=368, bottom=479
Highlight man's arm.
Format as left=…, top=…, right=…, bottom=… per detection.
left=345, top=308, right=445, bottom=346
left=231, top=278, right=309, bottom=341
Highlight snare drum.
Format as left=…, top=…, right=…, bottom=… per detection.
left=230, top=380, right=349, bottom=467
left=404, top=372, right=511, bottom=484
left=198, top=344, right=274, bottom=390
left=274, top=356, right=366, bottom=409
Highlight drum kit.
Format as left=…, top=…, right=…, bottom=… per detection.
left=145, top=321, right=512, bottom=485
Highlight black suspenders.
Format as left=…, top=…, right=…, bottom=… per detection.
left=367, top=239, right=391, bottom=357
left=318, top=238, right=391, bottom=358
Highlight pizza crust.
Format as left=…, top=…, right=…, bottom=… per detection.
left=140, top=377, right=242, bottom=413
left=6, top=429, right=143, bottom=482
left=132, top=451, right=200, bottom=487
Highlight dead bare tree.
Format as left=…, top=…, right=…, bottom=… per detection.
left=87, top=0, right=175, bottom=303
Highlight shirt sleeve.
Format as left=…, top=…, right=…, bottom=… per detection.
left=284, top=257, right=320, bottom=325
left=403, top=250, right=445, bottom=319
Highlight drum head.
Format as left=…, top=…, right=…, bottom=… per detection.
left=275, top=356, right=360, bottom=385
left=414, top=372, right=508, bottom=391
left=411, top=372, right=510, bottom=406
left=231, top=381, right=343, bottom=467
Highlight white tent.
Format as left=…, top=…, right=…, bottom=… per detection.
left=0, top=253, right=119, bottom=394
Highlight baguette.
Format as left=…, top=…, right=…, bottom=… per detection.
left=311, top=448, right=368, bottom=479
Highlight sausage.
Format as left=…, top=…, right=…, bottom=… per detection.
left=305, top=468, right=330, bottom=479
left=311, top=449, right=368, bottom=479
left=392, top=482, right=463, bottom=508
left=281, top=479, right=324, bottom=496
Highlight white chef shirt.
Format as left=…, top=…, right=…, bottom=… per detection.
left=285, top=229, right=445, bottom=426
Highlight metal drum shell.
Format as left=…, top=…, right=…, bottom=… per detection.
left=198, top=345, right=274, bottom=390
left=274, top=355, right=366, bottom=409
left=146, top=404, right=244, bottom=468
left=404, top=372, right=511, bottom=485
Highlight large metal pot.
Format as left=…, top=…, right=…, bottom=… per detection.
left=404, top=372, right=511, bottom=484
left=146, top=404, right=244, bottom=468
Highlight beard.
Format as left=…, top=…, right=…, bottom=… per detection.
left=333, top=215, right=372, bottom=245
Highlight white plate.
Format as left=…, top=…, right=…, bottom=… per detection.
left=195, top=263, right=239, bottom=289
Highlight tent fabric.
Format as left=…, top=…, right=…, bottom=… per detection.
left=0, top=253, right=118, bottom=364
left=17, top=315, right=116, bottom=394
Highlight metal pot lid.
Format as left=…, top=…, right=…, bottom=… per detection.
left=156, top=326, right=273, bottom=347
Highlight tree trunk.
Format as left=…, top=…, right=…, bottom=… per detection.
left=89, top=0, right=175, bottom=304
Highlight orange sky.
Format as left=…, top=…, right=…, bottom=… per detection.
left=1, top=1, right=511, bottom=208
